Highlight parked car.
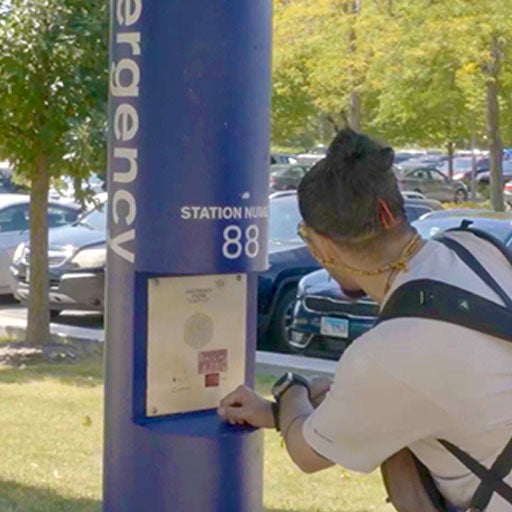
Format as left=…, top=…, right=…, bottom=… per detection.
left=401, top=190, right=427, bottom=200
left=438, top=157, right=475, bottom=177
left=269, top=164, right=310, bottom=192
left=402, top=197, right=443, bottom=217
left=397, top=155, right=446, bottom=171
left=296, top=145, right=327, bottom=166
left=0, top=170, right=30, bottom=194
left=451, top=154, right=512, bottom=182
left=257, top=193, right=320, bottom=350
left=259, top=196, right=443, bottom=351
left=505, top=180, right=512, bottom=206
left=270, top=153, right=298, bottom=165
left=475, top=160, right=512, bottom=185
left=396, top=166, right=468, bottom=202
left=287, top=209, right=512, bottom=359
left=393, top=151, right=427, bottom=164
left=0, top=195, right=81, bottom=294
left=10, top=194, right=107, bottom=314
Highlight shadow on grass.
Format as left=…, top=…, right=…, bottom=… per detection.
left=0, top=356, right=104, bottom=387
left=0, top=479, right=101, bottom=512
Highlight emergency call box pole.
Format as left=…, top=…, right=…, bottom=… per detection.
left=104, top=1, right=272, bottom=511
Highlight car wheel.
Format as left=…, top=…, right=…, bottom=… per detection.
left=268, top=287, right=297, bottom=353
left=454, top=188, right=467, bottom=203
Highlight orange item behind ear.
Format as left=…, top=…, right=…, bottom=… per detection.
left=379, top=199, right=397, bottom=229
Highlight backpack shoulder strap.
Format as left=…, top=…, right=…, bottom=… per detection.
left=434, top=227, right=512, bottom=309
left=376, top=279, right=512, bottom=343
left=439, top=438, right=512, bottom=511
left=445, top=220, right=512, bottom=268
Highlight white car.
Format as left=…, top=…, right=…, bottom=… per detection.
left=0, top=195, right=81, bottom=293
left=401, top=190, right=427, bottom=200
left=296, top=145, right=327, bottom=166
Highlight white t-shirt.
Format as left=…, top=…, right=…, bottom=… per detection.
left=303, top=231, right=512, bottom=511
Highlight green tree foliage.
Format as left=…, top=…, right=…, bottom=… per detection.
left=0, top=0, right=108, bottom=344
left=272, top=0, right=320, bottom=147
left=272, top=0, right=512, bottom=210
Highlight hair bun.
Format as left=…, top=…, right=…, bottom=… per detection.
left=326, top=128, right=394, bottom=174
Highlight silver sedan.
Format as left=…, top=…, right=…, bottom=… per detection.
left=396, top=167, right=468, bottom=203
left=0, top=194, right=81, bottom=293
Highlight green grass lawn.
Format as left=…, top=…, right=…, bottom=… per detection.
left=0, top=355, right=392, bottom=512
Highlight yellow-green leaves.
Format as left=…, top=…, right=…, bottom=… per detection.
left=272, top=0, right=512, bottom=149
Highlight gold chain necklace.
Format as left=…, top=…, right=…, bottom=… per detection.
left=309, top=232, right=424, bottom=279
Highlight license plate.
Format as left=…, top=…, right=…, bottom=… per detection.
left=320, top=317, right=349, bottom=339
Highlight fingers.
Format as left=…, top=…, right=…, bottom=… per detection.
left=218, top=385, right=254, bottom=426
left=219, top=384, right=252, bottom=408
left=218, top=404, right=249, bottom=426
left=218, top=385, right=274, bottom=428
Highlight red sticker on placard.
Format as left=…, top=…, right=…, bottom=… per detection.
left=205, top=374, right=220, bottom=387
left=198, top=349, right=228, bottom=375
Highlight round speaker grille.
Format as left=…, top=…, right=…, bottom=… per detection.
left=184, top=312, right=214, bottom=350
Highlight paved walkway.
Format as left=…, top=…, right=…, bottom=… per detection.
left=0, top=306, right=336, bottom=377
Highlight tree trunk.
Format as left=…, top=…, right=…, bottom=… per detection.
left=26, top=156, right=50, bottom=345
left=470, top=133, right=477, bottom=201
left=349, top=90, right=362, bottom=133
left=73, top=176, right=85, bottom=206
left=446, top=141, right=455, bottom=179
left=486, top=76, right=504, bottom=212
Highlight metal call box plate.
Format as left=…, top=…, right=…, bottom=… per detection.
left=146, top=274, right=247, bottom=417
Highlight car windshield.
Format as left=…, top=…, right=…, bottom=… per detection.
left=413, top=216, right=512, bottom=244
left=269, top=196, right=302, bottom=243
left=77, top=200, right=107, bottom=231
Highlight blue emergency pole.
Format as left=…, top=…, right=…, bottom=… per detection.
left=104, top=1, right=272, bottom=511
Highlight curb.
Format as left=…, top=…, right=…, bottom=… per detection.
left=255, top=351, right=336, bottom=378
left=0, top=310, right=335, bottom=377
left=0, top=312, right=104, bottom=357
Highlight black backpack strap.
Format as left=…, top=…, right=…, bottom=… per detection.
left=377, top=279, right=512, bottom=343
left=445, top=221, right=512, bottom=269
left=434, top=234, right=512, bottom=310
left=439, top=438, right=512, bottom=510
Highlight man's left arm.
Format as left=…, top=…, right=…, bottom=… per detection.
left=278, top=385, right=334, bottom=473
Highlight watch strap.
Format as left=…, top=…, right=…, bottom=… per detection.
left=281, top=375, right=311, bottom=402
left=272, top=372, right=312, bottom=401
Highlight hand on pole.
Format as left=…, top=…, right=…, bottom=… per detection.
left=218, top=385, right=275, bottom=428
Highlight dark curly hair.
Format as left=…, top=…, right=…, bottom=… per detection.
left=298, top=128, right=406, bottom=242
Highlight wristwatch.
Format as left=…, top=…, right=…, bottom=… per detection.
left=271, top=372, right=310, bottom=432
